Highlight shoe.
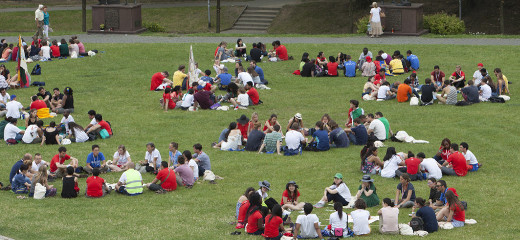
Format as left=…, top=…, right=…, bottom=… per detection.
left=211, top=142, right=217, bottom=147
left=230, top=231, right=241, bottom=235
left=155, top=189, right=167, bottom=194
left=78, top=174, right=88, bottom=178
left=313, top=202, right=325, bottom=208
left=478, top=163, right=483, bottom=168
left=282, top=210, right=291, bottom=217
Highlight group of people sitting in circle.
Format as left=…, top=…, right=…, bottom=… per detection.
left=5, top=141, right=213, bottom=197
left=215, top=39, right=289, bottom=63
left=0, top=36, right=92, bottom=64
left=233, top=172, right=467, bottom=239
left=1, top=97, right=112, bottom=145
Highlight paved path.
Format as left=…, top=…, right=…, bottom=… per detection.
left=2, top=35, right=519, bottom=46
left=0, top=0, right=301, bottom=12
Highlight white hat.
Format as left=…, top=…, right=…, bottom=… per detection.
left=294, top=113, right=302, bottom=120
left=38, top=4, right=44, bottom=9
left=381, top=53, right=388, bottom=59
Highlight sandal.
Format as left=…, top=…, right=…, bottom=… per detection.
left=230, top=231, right=241, bottom=235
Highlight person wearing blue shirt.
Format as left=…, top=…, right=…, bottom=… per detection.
left=43, top=6, right=50, bottom=39
left=250, top=61, right=267, bottom=84
left=86, top=144, right=107, bottom=174
left=310, top=121, right=330, bottom=151
left=346, top=118, right=368, bottom=145
left=168, top=142, right=182, bottom=167
left=215, top=67, right=232, bottom=90
left=406, top=50, right=420, bottom=70
left=432, top=180, right=448, bottom=210
left=329, top=121, right=349, bottom=148
left=200, top=70, right=214, bottom=84
left=12, top=164, right=31, bottom=194
left=338, top=55, right=356, bottom=77
left=9, top=154, right=32, bottom=184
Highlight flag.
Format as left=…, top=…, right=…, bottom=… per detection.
left=17, top=35, right=28, bottom=87
left=188, top=45, right=199, bottom=86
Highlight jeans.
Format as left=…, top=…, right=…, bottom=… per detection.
left=347, top=132, right=358, bottom=145
left=441, top=166, right=457, bottom=176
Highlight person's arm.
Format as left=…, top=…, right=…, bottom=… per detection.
left=394, top=189, right=400, bottom=207
left=152, top=157, right=158, bottom=170
left=446, top=208, right=455, bottom=222
left=276, top=141, right=282, bottom=155
left=55, top=134, right=61, bottom=145
left=86, top=163, right=92, bottom=170
left=258, top=143, right=265, bottom=154
left=282, top=196, right=288, bottom=205
left=326, top=187, right=339, bottom=194
left=377, top=208, right=383, bottom=215
left=40, top=134, right=46, bottom=146
left=293, top=224, right=300, bottom=240
left=363, top=186, right=374, bottom=197
left=86, top=124, right=101, bottom=134
left=278, top=223, right=285, bottom=233
left=150, top=177, right=159, bottom=185
left=163, top=98, right=169, bottom=112
left=355, top=189, right=363, bottom=198
left=162, top=78, right=173, bottom=84
left=400, top=189, right=413, bottom=205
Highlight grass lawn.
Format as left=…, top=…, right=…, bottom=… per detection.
left=0, top=41, right=519, bottom=239
left=0, top=6, right=242, bottom=35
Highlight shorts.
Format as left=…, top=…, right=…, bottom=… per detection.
left=452, top=219, right=465, bottom=227
left=469, top=163, right=479, bottom=172
left=180, top=106, right=189, bottom=110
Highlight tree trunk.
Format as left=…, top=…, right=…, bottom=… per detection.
left=499, top=0, right=505, bottom=34
left=348, top=0, right=353, bottom=33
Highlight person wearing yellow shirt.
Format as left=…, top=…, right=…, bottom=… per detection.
left=389, top=56, right=404, bottom=75
left=173, top=65, right=189, bottom=90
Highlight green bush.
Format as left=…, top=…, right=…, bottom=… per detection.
left=424, top=13, right=465, bottom=35
left=143, top=22, right=166, bottom=32
left=355, top=15, right=370, bottom=34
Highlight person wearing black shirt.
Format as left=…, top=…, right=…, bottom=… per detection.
left=301, top=59, right=315, bottom=77
left=427, top=178, right=441, bottom=205
left=37, top=87, right=52, bottom=108
left=461, top=80, right=480, bottom=103
left=420, top=78, right=436, bottom=105
left=249, top=43, right=262, bottom=63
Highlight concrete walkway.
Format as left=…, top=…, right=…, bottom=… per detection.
left=0, top=0, right=302, bottom=12
left=2, top=34, right=519, bottom=46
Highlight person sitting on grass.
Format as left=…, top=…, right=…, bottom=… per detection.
left=361, top=146, right=384, bottom=175
left=307, top=121, right=330, bottom=151
left=4, top=117, right=25, bottom=144
left=363, top=76, right=379, bottom=98
left=314, top=173, right=351, bottom=208
left=61, top=166, right=79, bottom=198
left=22, top=118, right=43, bottom=144
left=245, top=82, right=260, bottom=105
left=235, top=38, right=247, bottom=57
left=49, top=146, right=80, bottom=178
left=179, top=88, right=194, bottom=110
left=377, top=198, right=399, bottom=235
left=68, top=122, right=89, bottom=143
left=361, top=56, right=376, bottom=77
left=479, top=77, right=492, bottom=102
left=236, top=187, right=255, bottom=229
left=389, top=55, right=404, bottom=75
left=460, top=142, right=480, bottom=172
left=395, top=151, right=423, bottom=181
left=258, top=124, right=283, bottom=155
left=461, top=80, right=480, bottom=104
left=345, top=117, right=368, bottom=146
left=411, top=197, right=438, bottom=233
left=192, top=143, right=211, bottom=177
left=268, top=40, right=288, bottom=61
left=173, top=65, right=189, bottom=90
left=329, top=120, right=349, bottom=148
left=440, top=143, right=468, bottom=177
left=280, top=181, right=305, bottom=211
left=377, top=81, right=395, bottom=101
left=395, top=173, right=416, bottom=208
left=436, top=190, right=465, bottom=227
left=420, top=78, right=437, bottom=105
left=213, top=122, right=242, bottom=151
left=85, top=114, right=112, bottom=139
left=284, top=122, right=306, bottom=156
left=494, top=68, right=509, bottom=95
left=245, top=192, right=265, bottom=235
left=174, top=155, right=194, bottom=188
left=449, top=65, right=466, bottom=89
left=245, top=122, right=265, bottom=152
left=327, top=56, right=339, bottom=77
left=41, top=121, right=60, bottom=146
left=162, top=87, right=176, bottom=111
left=293, top=203, right=324, bottom=239
left=109, top=145, right=132, bottom=172
left=193, top=85, right=216, bottom=110
left=351, top=199, right=371, bottom=236
left=436, top=80, right=457, bottom=105
left=214, top=67, right=232, bottom=90
left=86, top=168, right=110, bottom=198
left=168, top=142, right=181, bottom=168
left=355, top=175, right=379, bottom=208
left=150, top=71, right=171, bottom=91
left=406, top=50, right=420, bottom=71
left=137, top=142, right=161, bottom=174
left=145, top=161, right=177, bottom=193
left=12, top=164, right=31, bottom=194
left=85, top=144, right=108, bottom=174
left=115, top=162, right=143, bottom=196
left=262, top=204, right=286, bottom=239
left=431, top=65, right=446, bottom=90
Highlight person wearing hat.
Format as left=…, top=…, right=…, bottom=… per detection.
left=34, top=4, right=44, bottom=40
left=472, top=63, right=485, bottom=86
left=286, top=113, right=305, bottom=133
left=257, top=180, right=271, bottom=201
left=355, top=175, right=379, bottom=208
left=5, top=94, right=23, bottom=119
left=361, top=56, right=376, bottom=77
left=236, top=114, right=250, bottom=139
left=313, top=173, right=352, bottom=208
left=281, top=181, right=305, bottom=211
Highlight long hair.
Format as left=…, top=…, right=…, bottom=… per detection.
left=34, top=165, right=48, bottom=185
left=383, top=147, right=397, bottom=161
left=286, top=183, right=299, bottom=203
left=224, top=122, right=237, bottom=141
left=269, top=204, right=282, bottom=222
left=246, top=192, right=262, bottom=220
left=446, top=190, right=463, bottom=210
left=334, top=202, right=344, bottom=219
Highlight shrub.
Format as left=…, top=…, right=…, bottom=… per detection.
left=424, top=13, right=465, bottom=35
left=143, top=22, right=166, bottom=32
left=356, top=15, right=370, bottom=34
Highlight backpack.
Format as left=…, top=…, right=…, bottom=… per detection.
left=410, top=217, right=424, bottom=231
left=455, top=100, right=471, bottom=106
left=31, top=64, right=42, bottom=75
left=264, top=197, right=279, bottom=210
left=488, top=96, right=505, bottom=103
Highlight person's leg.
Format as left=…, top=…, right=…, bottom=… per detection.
left=436, top=206, right=449, bottom=221
left=347, top=132, right=357, bottom=145
left=400, top=200, right=415, bottom=208
left=394, top=168, right=406, bottom=178
left=437, top=95, right=446, bottom=104
left=148, top=183, right=163, bottom=191
left=15, top=133, right=23, bottom=141
left=109, top=164, right=122, bottom=172
left=198, top=166, right=205, bottom=178
left=84, top=167, right=93, bottom=174
left=441, top=167, right=457, bottom=176
left=379, top=214, right=385, bottom=234
left=412, top=88, right=420, bottom=98
left=175, top=172, right=183, bottom=186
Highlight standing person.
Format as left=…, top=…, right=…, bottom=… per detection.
left=42, top=6, right=50, bottom=40
left=378, top=198, right=399, bottom=234
left=192, top=143, right=211, bottom=177
left=313, top=173, right=351, bottom=208
left=412, top=198, right=438, bottom=233
left=145, top=161, right=177, bottom=193
left=85, top=145, right=108, bottom=174
left=369, top=2, right=383, bottom=38
left=294, top=203, right=324, bottom=239
left=394, top=173, right=416, bottom=208
left=34, top=5, right=44, bottom=40
left=355, top=175, right=379, bottom=207
left=115, top=162, right=143, bottom=196
left=351, top=199, right=371, bottom=236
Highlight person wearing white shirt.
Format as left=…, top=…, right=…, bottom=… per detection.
left=34, top=4, right=44, bottom=40
left=180, top=89, right=194, bottom=110
left=472, top=63, right=485, bottom=86
left=22, top=120, right=43, bottom=144
left=460, top=142, right=479, bottom=172
left=184, top=150, right=199, bottom=180
left=5, top=95, right=23, bottom=119
left=377, top=82, right=395, bottom=100
left=314, top=173, right=351, bottom=208
left=137, top=142, right=162, bottom=173
left=479, top=78, right=492, bottom=101
left=0, top=88, right=9, bottom=108
left=40, top=41, right=51, bottom=59
left=4, top=117, right=25, bottom=142
left=351, top=199, right=371, bottom=236
left=60, top=109, right=74, bottom=135
left=418, top=153, right=442, bottom=180
left=285, top=122, right=306, bottom=151
left=381, top=147, right=404, bottom=178
left=367, top=114, right=386, bottom=141
left=235, top=68, right=253, bottom=86
left=329, top=202, right=349, bottom=236
left=294, top=203, right=324, bottom=239
left=236, top=90, right=249, bottom=108
left=31, top=153, right=48, bottom=172
left=85, top=110, right=98, bottom=131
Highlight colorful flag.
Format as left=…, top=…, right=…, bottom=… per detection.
left=17, top=35, right=28, bottom=87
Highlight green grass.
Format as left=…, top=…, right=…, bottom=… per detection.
left=0, top=42, right=519, bottom=239
left=0, top=6, right=242, bottom=34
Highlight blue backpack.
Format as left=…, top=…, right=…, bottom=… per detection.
left=31, top=64, right=41, bottom=75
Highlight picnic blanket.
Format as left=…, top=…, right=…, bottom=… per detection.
left=36, top=108, right=54, bottom=119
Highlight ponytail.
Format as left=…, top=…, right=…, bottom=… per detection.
left=334, top=202, right=344, bottom=220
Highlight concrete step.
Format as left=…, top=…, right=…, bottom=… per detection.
left=243, top=9, right=280, bottom=15
left=235, top=22, right=271, bottom=27
left=232, top=25, right=269, bottom=30
left=239, top=14, right=278, bottom=19
left=246, top=7, right=282, bottom=11
left=236, top=18, right=273, bottom=23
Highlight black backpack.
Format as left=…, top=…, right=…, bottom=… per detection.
left=31, top=64, right=41, bottom=75
left=410, top=217, right=424, bottom=231
left=488, top=96, right=505, bottom=103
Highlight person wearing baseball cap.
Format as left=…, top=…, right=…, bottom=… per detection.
left=313, top=173, right=352, bottom=208
left=472, top=63, right=486, bottom=86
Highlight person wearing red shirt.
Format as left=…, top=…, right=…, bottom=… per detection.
left=396, top=152, right=423, bottom=181
left=162, top=87, right=176, bottom=111
left=449, top=65, right=466, bottom=89
left=246, top=192, right=264, bottom=235
left=436, top=189, right=465, bottom=227
left=50, top=40, right=61, bottom=58
left=245, top=82, right=259, bottom=105
left=86, top=114, right=112, bottom=138
left=11, top=46, right=18, bottom=61
left=29, top=96, right=47, bottom=110
left=50, top=146, right=79, bottom=178
left=374, top=69, right=386, bottom=85
left=150, top=71, right=171, bottom=91
left=145, top=161, right=177, bottom=193
left=441, top=144, right=468, bottom=177
left=269, top=40, right=288, bottom=61
left=86, top=168, right=107, bottom=197
left=327, top=56, right=339, bottom=77
left=236, top=114, right=250, bottom=139
left=430, top=65, right=446, bottom=90
left=262, top=205, right=285, bottom=239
